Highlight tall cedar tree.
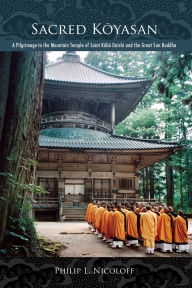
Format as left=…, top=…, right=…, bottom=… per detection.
left=0, top=52, right=44, bottom=255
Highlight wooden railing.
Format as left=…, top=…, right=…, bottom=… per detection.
left=41, top=113, right=111, bottom=130
left=33, top=198, right=59, bottom=208
left=93, top=198, right=157, bottom=202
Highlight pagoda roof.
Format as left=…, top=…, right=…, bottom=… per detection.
left=45, top=52, right=150, bottom=85
left=39, top=128, right=180, bottom=151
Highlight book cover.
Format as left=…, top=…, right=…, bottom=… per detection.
left=0, top=1, right=192, bottom=287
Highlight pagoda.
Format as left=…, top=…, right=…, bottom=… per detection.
left=34, top=51, right=179, bottom=220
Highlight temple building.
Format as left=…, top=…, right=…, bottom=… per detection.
left=34, top=51, right=179, bottom=221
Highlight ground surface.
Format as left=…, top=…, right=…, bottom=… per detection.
left=35, top=220, right=192, bottom=257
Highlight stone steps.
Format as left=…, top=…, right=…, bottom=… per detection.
left=62, top=207, right=87, bottom=221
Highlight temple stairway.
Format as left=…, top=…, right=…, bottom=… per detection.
left=61, top=202, right=87, bottom=221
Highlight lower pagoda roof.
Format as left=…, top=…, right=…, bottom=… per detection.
left=39, top=128, right=180, bottom=151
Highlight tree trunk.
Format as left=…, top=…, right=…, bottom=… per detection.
left=0, top=52, right=44, bottom=255
left=166, top=158, right=174, bottom=206
left=0, top=53, right=12, bottom=139
left=149, top=166, right=155, bottom=200
left=143, top=168, right=149, bottom=199
left=186, top=154, right=192, bottom=206
left=145, top=167, right=149, bottom=199
left=142, top=169, right=146, bottom=198
left=179, top=170, right=183, bottom=208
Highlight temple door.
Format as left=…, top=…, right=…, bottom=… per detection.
left=64, top=179, right=85, bottom=202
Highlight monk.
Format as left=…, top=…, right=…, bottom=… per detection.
left=100, top=204, right=110, bottom=240
left=153, top=206, right=160, bottom=219
left=151, top=203, right=155, bottom=211
left=86, top=200, right=93, bottom=228
left=124, top=203, right=130, bottom=215
left=169, top=206, right=177, bottom=221
left=173, top=210, right=189, bottom=253
left=95, top=202, right=106, bottom=235
left=153, top=207, right=161, bottom=250
left=141, top=206, right=146, bottom=214
left=114, top=202, right=118, bottom=211
left=157, top=206, right=173, bottom=252
left=111, top=204, right=126, bottom=248
left=135, top=203, right=142, bottom=213
left=89, top=202, right=98, bottom=232
left=140, top=205, right=157, bottom=254
left=160, top=204, right=165, bottom=214
left=105, top=204, right=115, bottom=243
left=126, top=206, right=140, bottom=247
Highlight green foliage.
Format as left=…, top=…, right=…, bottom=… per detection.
left=0, top=171, right=47, bottom=196
left=0, top=157, right=48, bottom=256
left=6, top=231, right=28, bottom=242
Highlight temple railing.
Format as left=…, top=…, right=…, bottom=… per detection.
left=92, top=198, right=157, bottom=202
left=33, top=198, right=59, bottom=208
left=41, top=113, right=111, bottom=131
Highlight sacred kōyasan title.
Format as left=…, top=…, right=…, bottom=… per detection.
left=31, top=23, right=157, bottom=36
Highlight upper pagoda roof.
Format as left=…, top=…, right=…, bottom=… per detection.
left=45, top=51, right=150, bottom=85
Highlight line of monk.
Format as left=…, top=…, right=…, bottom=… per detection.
left=86, top=200, right=189, bottom=254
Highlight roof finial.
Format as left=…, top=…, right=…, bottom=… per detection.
left=63, top=51, right=80, bottom=62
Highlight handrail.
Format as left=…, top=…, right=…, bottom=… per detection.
left=92, top=198, right=157, bottom=202
left=41, top=114, right=111, bottom=129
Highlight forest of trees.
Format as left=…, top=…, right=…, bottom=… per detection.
left=85, top=51, right=192, bottom=212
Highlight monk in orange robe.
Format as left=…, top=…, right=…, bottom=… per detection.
left=135, top=204, right=142, bottom=213
left=126, top=206, right=140, bottom=247
left=124, top=203, right=130, bottom=216
left=89, top=202, right=98, bottom=232
left=86, top=200, right=93, bottom=227
left=151, top=203, right=155, bottom=211
left=113, top=202, right=118, bottom=211
left=100, top=205, right=110, bottom=240
left=169, top=206, right=177, bottom=221
left=173, top=210, right=189, bottom=253
left=140, top=205, right=157, bottom=254
left=140, top=206, right=146, bottom=214
left=105, top=205, right=115, bottom=243
left=152, top=207, right=161, bottom=249
left=111, top=204, right=126, bottom=248
left=95, top=203, right=106, bottom=235
left=157, top=206, right=173, bottom=252
left=159, top=204, right=165, bottom=214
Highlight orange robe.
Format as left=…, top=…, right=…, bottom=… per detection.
left=173, top=216, right=188, bottom=244
left=89, top=205, right=98, bottom=226
left=86, top=203, right=93, bottom=222
left=127, top=211, right=140, bottom=240
left=105, top=211, right=115, bottom=240
left=140, top=210, right=157, bottom=247
left=124, top=210, right=130, bottom=216
left=113, top=210, right=126, bottom=241
left=157, top=213, right=173, bottom=243
left=100, top=209, right=109, bottom=234
left=170, top=213, right=176, bottom=222
left=160, top=208, right=164, bottom=214
left=153, top=212, right=160, bottom=241
left=95, top=207, right=105, bottom=232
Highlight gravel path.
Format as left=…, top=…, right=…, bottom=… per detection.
left=35, top=221, right=192, bottom=257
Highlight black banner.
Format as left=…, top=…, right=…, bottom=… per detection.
left=0, top=0, right=192, bottom=50
left=0, top=257, right=192, bottom=287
